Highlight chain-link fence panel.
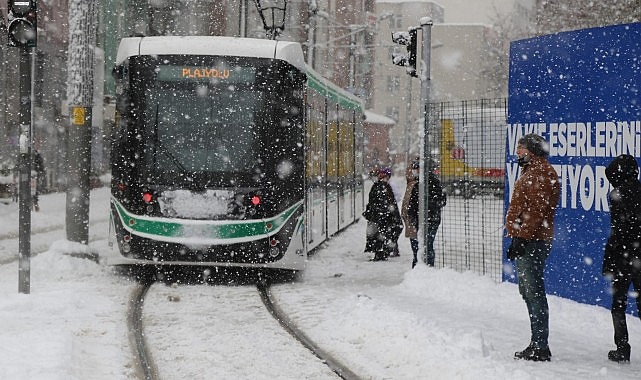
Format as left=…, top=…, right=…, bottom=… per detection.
left=429, top=98, right=507, bottom=281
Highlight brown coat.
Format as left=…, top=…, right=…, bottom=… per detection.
left=505, top=155, right=560, bottom=241
left=401, top=179, right=418, bottom=239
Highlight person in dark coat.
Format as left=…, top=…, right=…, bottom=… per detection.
left=401, top=162, right=420, bottom=267
left=364, top=167, right=381, bottom=254
left=363, top=167, right=402, bottom=261
left=603, top=154, right=641, bottom=363
left=401, top=160, right=446, bottom=268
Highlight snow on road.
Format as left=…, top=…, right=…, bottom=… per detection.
left=0, top=187, right=639, bottom=379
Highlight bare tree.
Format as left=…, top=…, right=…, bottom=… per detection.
left=535, top=0, right=641, bottom=35
left=484, top=6, right=537, bottom=98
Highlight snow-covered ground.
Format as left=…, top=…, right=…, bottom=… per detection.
left=0, top=184, right=640, bottom=379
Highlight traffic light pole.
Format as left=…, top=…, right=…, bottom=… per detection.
left=18, top=46, right=33, bottom=294
left=419, top=18, right=433, bottom=266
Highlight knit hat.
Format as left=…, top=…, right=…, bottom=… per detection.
left=378, top=167, right=392, bottom=178
left=518, top=134, right=549, bottom=157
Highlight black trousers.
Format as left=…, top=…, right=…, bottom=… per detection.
left=611, top=267, right=641, bottom=348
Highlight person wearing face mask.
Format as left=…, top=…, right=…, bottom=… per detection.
left=505, top=133, right=560, bottom=362
left=401, top=159, right=446, bottom=268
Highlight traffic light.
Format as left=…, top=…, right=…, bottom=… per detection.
left=391, top=28, right=417, bottom=77
left=7, top=0, right=37, bottom=47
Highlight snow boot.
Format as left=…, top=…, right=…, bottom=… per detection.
left=608, top=344, right=630, bottom=363
left=514, top=345, right=551, bottom=362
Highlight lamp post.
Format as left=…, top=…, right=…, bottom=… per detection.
left=253, top=0, right=288, bottom=40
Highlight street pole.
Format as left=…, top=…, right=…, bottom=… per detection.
left=419, top=17, right=433, bottom=265
left=66, top=0, right=97, bottom=244
left=405, top=78, right=413, bottom=165
left=18, top=46, right=33, bottom=294
left=349, top=25, right=357, bottom=90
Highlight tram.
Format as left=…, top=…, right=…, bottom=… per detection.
left=106, top=36, right=364, bottom=273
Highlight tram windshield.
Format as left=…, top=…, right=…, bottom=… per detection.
left=138, top=56, right=281, bottom=186
left=116, top=54, right=305, bottom=188
left=151, top=87, right=261, bottom=174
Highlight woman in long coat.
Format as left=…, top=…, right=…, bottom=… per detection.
left=363, top=167, right=402, bottom=261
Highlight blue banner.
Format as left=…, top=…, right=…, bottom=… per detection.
left=505, top=23, right=641, bottom=314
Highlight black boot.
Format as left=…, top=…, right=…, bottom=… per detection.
left=514, top=345, right=551, bottom=362
left=608, top=344, right=630, bottom=363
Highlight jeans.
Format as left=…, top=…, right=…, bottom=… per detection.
left=423, top=221, right=440, bottom=266
left=515, top=240, right=551, bottom=349
left=410, top=238, right=419, bottom=267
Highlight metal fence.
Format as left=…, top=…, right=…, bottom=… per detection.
left=429, top=98, right=507, bottom=281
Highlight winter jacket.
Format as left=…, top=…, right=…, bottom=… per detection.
left=505, top=155, right=560, bottom=241
left=427, top=172, right=446, bottom=222
left=401, top=180, right=419, bottom=238
left=401, top=173, right=446, bottom=239
left=364, top=180, right=403, bottom=236
left=602, top=154, right=641, bottom=277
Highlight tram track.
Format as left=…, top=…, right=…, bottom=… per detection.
left=128, top=281, right=160, bottom=380
left=127, top=278, right=364, bottom=380
left=257, top=281, right=361, bottom=380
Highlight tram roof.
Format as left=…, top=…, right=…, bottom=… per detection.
left=115, top=36, right=306, bottom=72
left=306, top=68, right=364, bottom=112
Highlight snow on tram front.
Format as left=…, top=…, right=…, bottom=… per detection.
left=107, top=36, right=310, bottom=272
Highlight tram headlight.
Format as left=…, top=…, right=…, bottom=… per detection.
left=268, top=237, right=280, bottom=257
left=269, top=246, right=281, bottom=258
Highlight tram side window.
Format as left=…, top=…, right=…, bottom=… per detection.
left=306, top=90, right=325, bottom=183
left=354, top=111, right=364, bottom=180
left=327, top=102, right=339, bottom=183
left=338, top=107, right=355, bottom=181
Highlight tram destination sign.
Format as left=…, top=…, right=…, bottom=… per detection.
left=157, top=65, right=256, bottom=83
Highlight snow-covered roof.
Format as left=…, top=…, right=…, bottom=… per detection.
left=364, top=110, right=396, bottom=125
left=115, top=36, right=306, bottom=72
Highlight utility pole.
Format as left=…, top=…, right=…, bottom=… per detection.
left=66, top=0, right=97, bottom=244
left=418, top=17, right=433, bottom=266
left=0, top=22, right=6, bottom=160
left=405, top=78, right=413, bottom=164
left=17, top=46, right=32, bottom=294
left=7, top=0, right=38, bottom=294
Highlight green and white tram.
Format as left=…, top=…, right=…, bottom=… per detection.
left=108, top=36, right=364, bottom=273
